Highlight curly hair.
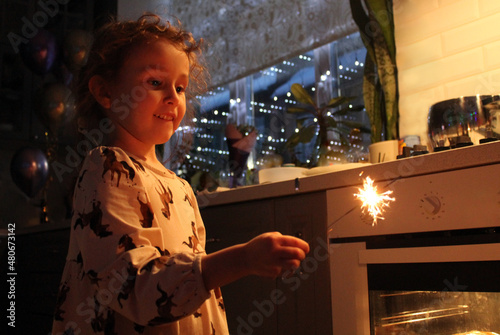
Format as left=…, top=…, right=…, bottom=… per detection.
left=75, top=13, right=208, bottom=140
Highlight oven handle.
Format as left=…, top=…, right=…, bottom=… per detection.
left=358, top=243, right=500, bottom=264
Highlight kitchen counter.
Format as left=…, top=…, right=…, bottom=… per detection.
left=197, top=140, right=500, bottom=208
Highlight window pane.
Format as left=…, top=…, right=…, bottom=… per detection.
left=173, top=32, right=370, bottom=188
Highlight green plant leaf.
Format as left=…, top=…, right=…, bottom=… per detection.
left=371, top=17, right=398, bottom=140
left=325, top=96, right=355, bottom=109
left=286, top=106, right=312, bottom=114
left=286, top=132, right=302, bottom=148
left=325, top=116, right=338, bottom=129
left=285, top=124, right=317, bottom=148
left=363, top=55, right=383, bottom=143
left=365, top=0, right=396, bottom=62
left=331, top=104, right=365, bottom=116
left=296, top=117, right=308, bottom=129
left=297, top=124, right=317, bottom=143
left=291, top=83, right=316, bottom=107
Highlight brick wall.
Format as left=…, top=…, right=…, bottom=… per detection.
left=394, top=0, right=500, bottom=145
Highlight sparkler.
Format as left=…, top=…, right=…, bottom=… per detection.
left=354, top=176, right=395, bottom=226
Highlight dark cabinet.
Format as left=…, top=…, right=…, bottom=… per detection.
left=201, top=192, right=332, bottom=335
left=203, top=199, right=278, bottom=335
left=0, top=227, right=70, bottom=334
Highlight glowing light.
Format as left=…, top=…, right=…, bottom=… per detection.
left=354, top=176, right=395, bottom=226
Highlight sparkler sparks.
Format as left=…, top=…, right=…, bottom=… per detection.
left=354, top=176, right=395, bottom=226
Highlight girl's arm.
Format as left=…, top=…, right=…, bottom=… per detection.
left=201, top=232, right=309, bottom=290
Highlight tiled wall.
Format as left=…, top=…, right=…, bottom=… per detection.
left=394, top=0, right=500, bottom=145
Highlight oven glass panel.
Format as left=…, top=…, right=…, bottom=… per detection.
left=367, top=261, right=500, bottom=334
left=370, top=290, right=500, bottom=334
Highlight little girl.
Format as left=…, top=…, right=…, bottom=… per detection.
left=52, top=14, right=309, bottom=335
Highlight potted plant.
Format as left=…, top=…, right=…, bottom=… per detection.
left=285, top=83, right=367, bottom=166
left=349, top=0, right=399, bottom=144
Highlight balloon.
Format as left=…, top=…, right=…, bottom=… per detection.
left=35, top=83, right=75, bottom=134
left=10, top=147, right=49, bottom=198
left=19, top=29, right=58, bottom=75
left=63, top=30, right=93, bottom=72
left=54, top=63, right=74, bottom=86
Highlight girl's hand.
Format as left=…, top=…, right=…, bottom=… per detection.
left=243, top=232, right=310, bottom=278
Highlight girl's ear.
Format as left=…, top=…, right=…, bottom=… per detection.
left=89, top=75, right=112, bottom=109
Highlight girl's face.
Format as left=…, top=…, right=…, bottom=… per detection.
left=105, top=39, right=190, bottom=151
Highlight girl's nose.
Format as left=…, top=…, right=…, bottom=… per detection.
left=163, top=86, right=180, bottom=105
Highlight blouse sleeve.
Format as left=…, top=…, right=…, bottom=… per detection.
left=71, top=147, right=211, bottom=326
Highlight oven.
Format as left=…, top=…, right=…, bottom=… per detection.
left=326, top=145, right=500, bottom=334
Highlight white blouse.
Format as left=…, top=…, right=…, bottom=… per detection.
left=52, top=146, right=228, bottom=335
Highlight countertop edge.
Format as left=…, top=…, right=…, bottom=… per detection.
left=197, top=141, right=500, bottom=207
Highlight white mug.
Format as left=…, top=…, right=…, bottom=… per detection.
left=368, top=140, right=399, bottom=163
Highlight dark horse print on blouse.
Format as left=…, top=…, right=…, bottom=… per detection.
left=117, top=262, right=138, bottom=308
left=86, top=270, right=103, bottom=286
left=182, top=222, right=202, bottom=253
left=77, top=169, right=88, bottom=189
left=74, top=200, right=112, bottom=238
left=157, top=181, right=173, bottom=219
left=141, top=247, right=172, bottom=273
left=118, top=234, right=136, bottom=251
left=101, top=148, right=136, bottom=186
left=53, top=282, right=70, bottom=321
left=137, top=193, right=154, bottom=228
left=129, top=156, right=145, bottom=172
left=91, top=297, right=116, bottom=333
left=148, top=283, right=179, bottom=326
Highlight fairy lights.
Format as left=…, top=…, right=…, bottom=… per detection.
left=354, top=176, right=395, bottom=226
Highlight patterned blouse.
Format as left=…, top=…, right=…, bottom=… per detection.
left=52, top=146, right=228, bottom=334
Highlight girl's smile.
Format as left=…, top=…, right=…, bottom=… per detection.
left=153, top=113, right=176, bottom=121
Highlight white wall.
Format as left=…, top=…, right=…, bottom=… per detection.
left=394, top=0, right=500, bottom=145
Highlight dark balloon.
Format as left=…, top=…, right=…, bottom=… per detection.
left=10, top=147, right=49, bottom=198
left=19, top=29, right=58, bottom=75
left=63, top=30, right=93, bottom=72
left=54, top=63, right=74, bottom=86
left=35, top=82, right=75, bottom=134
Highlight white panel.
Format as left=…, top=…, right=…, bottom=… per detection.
left=359, top=243, right=500, bottom=264
left=327, top=163, right=500, bottom=238
left=330, top=242, right=370, bottom=335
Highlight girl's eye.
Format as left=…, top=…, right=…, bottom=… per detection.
left=148, top=79, right=162, bottom=87
left=176, top=86, right=186, bottom=93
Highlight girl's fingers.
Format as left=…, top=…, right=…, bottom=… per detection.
left=279, top=235, right=310, bottom=253
left=277, top=246, right=307, bottom=260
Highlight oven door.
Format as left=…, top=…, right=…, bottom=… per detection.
left=329, top=241, right=500, bottom=335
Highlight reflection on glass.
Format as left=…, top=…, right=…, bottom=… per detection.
left=370, top=290, right=500, bottom=335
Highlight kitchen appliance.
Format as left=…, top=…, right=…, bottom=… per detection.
left=327, top=141, right=500, bottom=334
left=428, top=95, right=500, bottom=151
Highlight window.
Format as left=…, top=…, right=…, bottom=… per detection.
left=171, top=32, right=369, bottom=185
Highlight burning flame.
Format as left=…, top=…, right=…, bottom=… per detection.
left=354, top=176, right=395, bottom=226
